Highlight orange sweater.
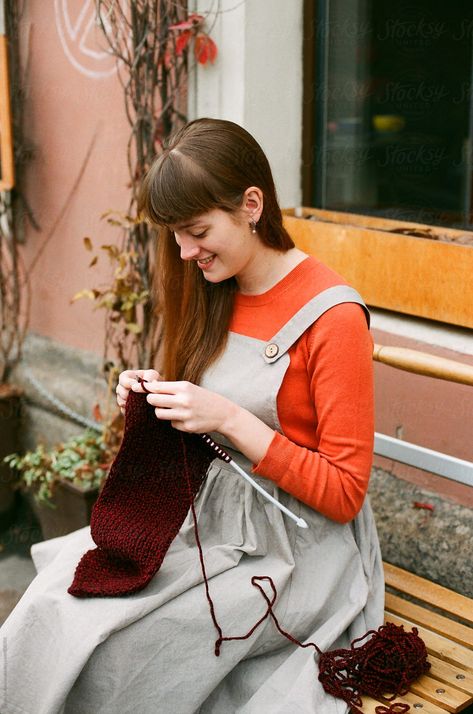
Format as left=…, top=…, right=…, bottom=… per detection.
left=229, top=256, right=375, bottom=524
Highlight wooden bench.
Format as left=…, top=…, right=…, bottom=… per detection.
left=363, top=345, right=473, bottom=711
left=358, top=562, right=473, bottom=713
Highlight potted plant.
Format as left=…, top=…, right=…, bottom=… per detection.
left=3, top=415, right=122, bottom=540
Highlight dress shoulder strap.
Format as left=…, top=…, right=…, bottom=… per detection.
left=262, top=285, right=370, bottom=364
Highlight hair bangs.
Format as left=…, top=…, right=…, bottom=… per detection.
left=140, top=150, right=236, bottom=228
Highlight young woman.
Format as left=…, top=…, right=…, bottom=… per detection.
left=0, top=118, right=384, bottom=713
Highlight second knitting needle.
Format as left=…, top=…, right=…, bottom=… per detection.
left=200, top=434, right=308, bottom=529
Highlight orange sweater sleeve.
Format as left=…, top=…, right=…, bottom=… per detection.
left=251, top=302, right=375, bottom=524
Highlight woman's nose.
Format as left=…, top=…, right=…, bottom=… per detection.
left=177, top=236, right=200, bottom=261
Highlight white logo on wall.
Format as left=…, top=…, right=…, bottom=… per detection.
left=54, top=0, right=117, bottom=78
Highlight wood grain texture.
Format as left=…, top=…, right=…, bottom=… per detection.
left=358, top=692, right=450, bottom=713
left=385, top=593, right=473, bottom=649
left=409, top=674, right=473, bottom=712
left=427, top=656, right=473, bottom=696
left=384, top=563, right=473, bottom=626
left=283, top=212, right=473, bottom=329
left=373, top=345, right=473, bottom=387
left=0, top=34, right=15, bottom=190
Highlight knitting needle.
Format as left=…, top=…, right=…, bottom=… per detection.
left=135, top=377, right=308, bottom=529
left=200, top=434, right=308, bottom=529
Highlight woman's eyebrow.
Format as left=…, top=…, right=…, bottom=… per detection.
left=172, top=220, right=207, bottom=230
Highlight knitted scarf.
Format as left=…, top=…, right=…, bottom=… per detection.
left=68, top=390, right=215, bottom=597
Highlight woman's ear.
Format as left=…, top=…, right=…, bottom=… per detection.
left=242, top=186, right=263, bottom=223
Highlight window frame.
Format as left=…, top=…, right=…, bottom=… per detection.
left=0, top=31, right=15, bottom=191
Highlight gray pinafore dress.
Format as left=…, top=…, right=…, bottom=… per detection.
left=0, top=285, right=384, bottom=714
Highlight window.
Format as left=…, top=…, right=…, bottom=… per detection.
left=303, top=0, right=473, bottom=228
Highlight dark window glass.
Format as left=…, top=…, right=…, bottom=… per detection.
left=312, top=0, right=473, bottom=228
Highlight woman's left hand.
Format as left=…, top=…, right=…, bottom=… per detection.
left=131, top=379, right=238, bottom=435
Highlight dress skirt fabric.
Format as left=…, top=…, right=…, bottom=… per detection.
left=1, top=460, right=383, bottom=714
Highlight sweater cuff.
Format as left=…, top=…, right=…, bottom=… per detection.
left=251, top=431, right=297, bottom=482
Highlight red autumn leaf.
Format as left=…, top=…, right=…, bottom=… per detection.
left=176, top=30, right=192, bottom=57
left=413, top=501, right=435, bottom=512
left=93, top=403, right=103, bottom=422
left=194, top=33, right=218, bottom=65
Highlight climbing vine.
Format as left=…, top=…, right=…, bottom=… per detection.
left=77, top=2, right=217, bottom=375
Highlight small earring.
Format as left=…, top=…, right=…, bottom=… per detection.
left=249, top=219, right=257, bottom=234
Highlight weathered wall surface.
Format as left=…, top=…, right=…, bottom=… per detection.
left=19, top=2, right=130, bottom=355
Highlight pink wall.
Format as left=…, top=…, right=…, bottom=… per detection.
left=19, top=2, right=131, bottom=354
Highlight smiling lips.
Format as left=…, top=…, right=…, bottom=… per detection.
left=197, top=254, right=216, bottom=268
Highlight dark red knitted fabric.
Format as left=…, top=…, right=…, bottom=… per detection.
left=68, top=391, right=215, bottom=598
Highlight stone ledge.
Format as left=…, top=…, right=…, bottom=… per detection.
left=10, top=332, right=109, bottom=449
left=369, top=467, right=473, bottom=598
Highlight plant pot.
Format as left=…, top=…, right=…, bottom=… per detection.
left=26, top=480, right=100, bottom=541
left=0, top=384, right=23, bottom=530
left=283, top=208, right=473, bottom=329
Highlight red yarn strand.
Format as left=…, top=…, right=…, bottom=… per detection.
left=179, top=435, right=430, bottom=714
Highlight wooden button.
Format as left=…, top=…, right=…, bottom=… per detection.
left=265, top=343, right=279, bottom=358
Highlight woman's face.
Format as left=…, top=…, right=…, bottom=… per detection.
left=170, top=208, right=261, bottom=285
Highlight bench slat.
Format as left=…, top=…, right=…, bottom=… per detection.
left=358, top=691, right=449, bottom=713
left=385, top=593, right=473, bottom=649
left=358, top=564, right=473, bottom=712
left=384, top=613, right=473, bottom=672
left=409, top=674, right=473, bottom=712
left=384, top=564, right=473, bottom=626
left=427, top=655, right=473, bottom=696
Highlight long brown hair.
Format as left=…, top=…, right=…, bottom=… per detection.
left=138, top=118, right=294, bottom=383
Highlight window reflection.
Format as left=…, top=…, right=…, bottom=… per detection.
left=312, top=0, right=472, bottom=228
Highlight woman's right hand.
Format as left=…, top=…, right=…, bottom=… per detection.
left=116, top=369, right=161, bottom=414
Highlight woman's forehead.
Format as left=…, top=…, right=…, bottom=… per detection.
left=169, top=210, right=220, bottom=231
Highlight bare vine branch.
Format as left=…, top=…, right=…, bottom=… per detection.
left=80, top=2, right=217, bottom=375
left=89, top=0, right=189, bottom=373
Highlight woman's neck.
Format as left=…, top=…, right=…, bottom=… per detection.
left=236, top=247, right=308, bottom=296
